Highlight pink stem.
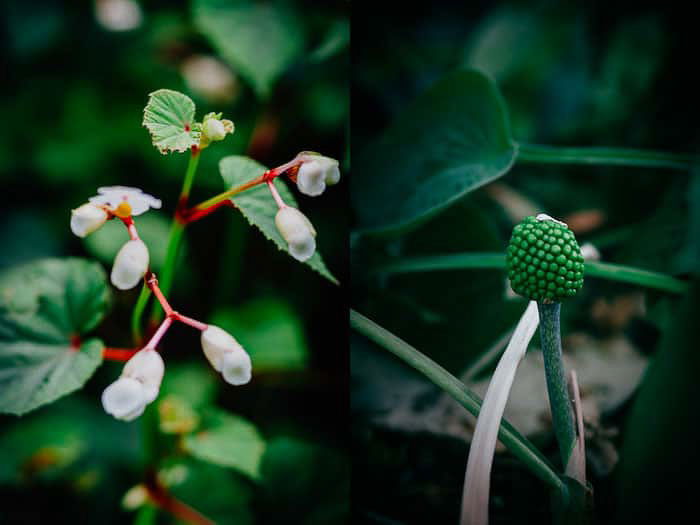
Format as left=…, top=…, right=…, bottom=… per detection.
left=143, top=318, right=172, bottom=351
left=267, top=180, right=286, bottom=209
left=120, top=216, right=140, bottom=240
left=173, top=313, right=208, bottom=331
left=147, top=274, right=173, bottom=316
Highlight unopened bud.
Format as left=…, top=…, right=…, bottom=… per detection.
left=70, top=203, right=108, bottom=238
left=111, top=239, right=149, bottom=290
left=274, top=207, right=316, bottom=262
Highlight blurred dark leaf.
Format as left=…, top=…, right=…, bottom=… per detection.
left=163, top=457, right=254, bottom=525
left=353, top=69, right=516, bottom=234
left=615, top=281, right=700, bottom=522
left=183, top=407, right=265, bottom=480
left=210, top=296, right=309, bottom=373
left=193, top=0, right=305, bottom=98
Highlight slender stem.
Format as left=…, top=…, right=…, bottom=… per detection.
left=191, top=155, right=302, bottom=211
left=375, top=252, right=689, bottom=294
left=103, top=347, right=139, bottom=361
left=147, top=274, right=173, bottom=316
left=181, top=200, right=234, bottom=224
left=150, top=223, right=184, bottom=325
left=144, top=469, right=214, bottom=525
left=194, top=174, right=266, bottom=211
left=174, top=312, right=208, bottom=331
left=143, top=318, right=172, bottom=351
left=537, top=302, right=576, bottom=469
left=131, top=284, right=152, bottom=344
left=138, top=151, right=200, bottom=328
left=350, top=309, right=566, bottom=494
left=180, top=148, right=201, bottom=200
left=267, top=180, right=286, bottom=209
left=517, top=142, right=699, bottom=170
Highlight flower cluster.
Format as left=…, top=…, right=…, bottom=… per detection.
left=271, top=153, right=341, bottom=262
left=71, top=186, right=252, bottom=421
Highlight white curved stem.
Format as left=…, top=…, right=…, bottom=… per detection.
left=461, top=300, right=540, bottom=525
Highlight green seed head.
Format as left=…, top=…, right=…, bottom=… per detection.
left=506, top=215, right=584, bottom=302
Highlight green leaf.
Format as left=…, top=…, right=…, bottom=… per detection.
left=142, top=89, right=198, bottom=154
left=0, top=397, right=140, bottom=484
left=210, top=297, right=309, bottom=373
left=0, top=258, right=110, bottom=415
left=83, top=212, right=183, bottom=272
left=194, top=0, right=305, bottom=98
left=615, top=280, right=700, bottom=521
left=352, top=69, right=516, bottom=234
left=163, top=458, right=254, bottom=525
left=183, top=408, right=266, bottom=480
left=219, top=155, right=337, bottom=283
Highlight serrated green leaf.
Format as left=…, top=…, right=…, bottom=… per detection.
left=142, top=89, right=198, bottom=154
left=219, top=155, right=338, bottom=283
left=0, top=258, right=110, bottom=415
left=183, top=408, right=265, bottom=480
left=210, top=297, right=309, bottom=373
left=352, top=69, right=517, bottom=234
left=193, top=0, right=304, bottom=98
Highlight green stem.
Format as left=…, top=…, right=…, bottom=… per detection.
left=517, top=143, right=699, bottom=170
left=131, top=284, right=152, bottom=344
left=148, top=152, right=200, bottom=326
left=375, top=252, right=688, bottom=294
left=537, top=302, right=577, bottom=469
left=350, top=309, right=566, bottom=494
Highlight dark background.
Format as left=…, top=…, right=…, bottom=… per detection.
left=352, top=1, right=700, bottom=524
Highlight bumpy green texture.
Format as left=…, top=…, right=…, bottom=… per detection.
left=506, top=216, right=584, bottom=302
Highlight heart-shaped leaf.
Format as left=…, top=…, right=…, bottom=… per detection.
left=352, top=69, right=517, bottom=234
left=219, top=155, right=337, bottom=284
left=194, top=0, right=304, bottom=99
left=142, top=89, right=198, bottom=154
left=183, top=408, right=265, bottom=481
left=0, top=258, right=110, bottom=415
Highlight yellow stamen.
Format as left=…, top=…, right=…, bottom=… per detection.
left=114, top=201, right=132, bottom=218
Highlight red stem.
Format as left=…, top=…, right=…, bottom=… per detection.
left=145, top=469, right=214, bottom=525
left=179, top=199, right=234, bottom=224
left=103, top=347, right=139, bottom=361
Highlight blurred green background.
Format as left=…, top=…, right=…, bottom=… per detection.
left=352, top=1, right=700, bottom=524
left=1, top=0, right=348, bottom=523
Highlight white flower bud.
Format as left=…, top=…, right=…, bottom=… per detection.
left=123, top=349, right=164, bottom=403
left=297, top=156, right=341, bottom=197
left=221, top=348, right=252, bottom=386
left=111, top=239, right=149, bottom=290
left=203, top=118, right=226, bottom=142
left=102, top=376, right=148, bottom=421
left=201, top=325, right=252, bottom=385
left=274, top=207, right=316, bottom=262
left=70, top=203, right=108, bottom=238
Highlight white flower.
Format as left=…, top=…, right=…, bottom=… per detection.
left=102, top=377, right=147, bottom=421
left=123, top=349, right=165, bottom=403
left=203, top=118, right=226, bottom=142
left=274, top=207, right=317, bottom=262
left=89, top=186, right=161, bottom=217
left=296, top=154, right=340, bottom=197
left=111, top=239, right=149, bottom=290
left=70, top=203, right=108, bottom=237
left=201, top=325, right=252, bottom=386
left=102, top=349, right=164, bottom=421
left=461, top=301, right=540, bottom=525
